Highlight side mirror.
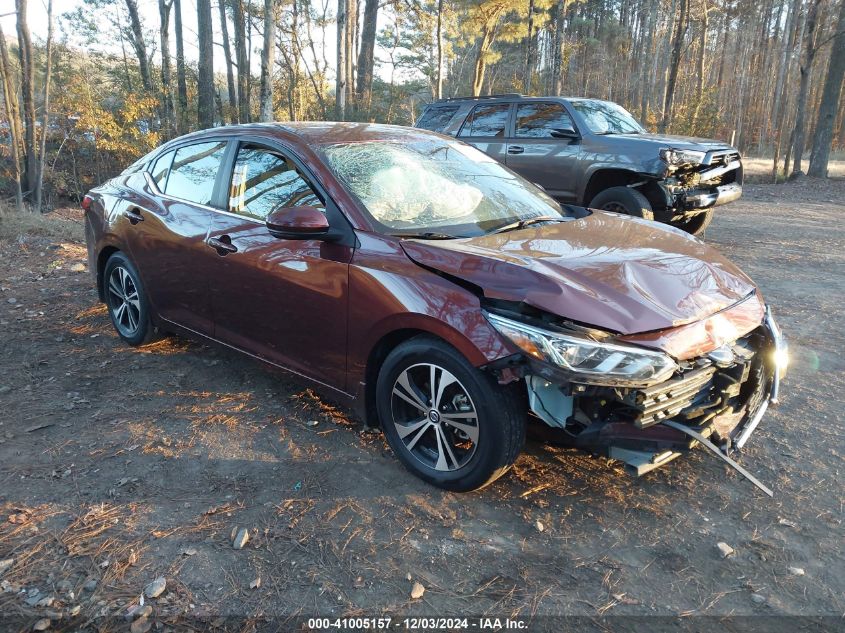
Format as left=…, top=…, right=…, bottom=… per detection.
left=550, top=128, right=578, bottom=139
left=265, top=205, right=333, bottom=240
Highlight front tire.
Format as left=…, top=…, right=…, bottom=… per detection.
left=672, top=208, right=714, bottom=236
left=103, top=252, right=157, bottom=346
left=589, top=186, right=655, bottom=221
left=376, top=336, right=525, bottom=492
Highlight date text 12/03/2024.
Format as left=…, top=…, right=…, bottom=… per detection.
left=307, top=617, right=528, bottom=630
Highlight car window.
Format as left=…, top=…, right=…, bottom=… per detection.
left=165, top=141, right=228, bottom=205
left=150, top=150, right=175, bottom=191
left=458, top=103, right=510, bottom=138
left=416, top=105, right=459, bottom=132
left=515, top=103, right=575, bottom=138
left=228, top=144, right=324, bottom=221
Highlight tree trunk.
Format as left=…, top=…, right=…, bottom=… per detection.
left=0, top=23, right=23, bottom=212
left=34, top=0, right=53, bottom=213
left=124, top=0, right=153, bottom=92
left=15, top=0, right=36, bottom=199
left=660, top=0, right=689, bottom=132
left=197, top=0, right=215, bottom=128
left=807, top=0, right=845, bottom=178
left=345, top=0, right=357, bottom=109
left=791, top=0, right=821, bottom=176
left=158, top=0, right=174, bottom=138
left=259, top=0, right=276, bottom=122
left=217, top=0, right=238, bottom=123
left=356, top=0, right=378, bottom=110
left=174, top=0, right=189, bottom=132
left=336, top=0, right=347, bottom=120
left=523, top=0, right=535, bottom=93
left=691, top=0, right=708, bottom=131
left=472, top=23, right=496, bottom=97
left=639, top=0, right=658, bottom=120
left=233, top=0, right=250, bottom=122
left=552, top=0, right=566, bottom=95
left=435, top=0, right=443, bottom=99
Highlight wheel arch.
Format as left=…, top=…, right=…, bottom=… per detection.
left=96, top=244, right=121, bottom=302
left=582, top=167, right=646, bottom=206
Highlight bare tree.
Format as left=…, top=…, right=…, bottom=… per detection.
left=522, top=0, right=535, bottom=93
left=34, top=0, right=54, bottom=213
left=174, top=0, right=189, bottom=132
left=233, top=0, right=250, bottom=122
left=336, top=0, right=347, bottom=120
left=218, top=0, right=239, bottom=122
left=159, top=0, right=175, bottom=138
left=791, top=0, right=822, bottom=176
left=660, top=0, right=689, bottom=132
left=124, top=0, right=153, bottom=92
left=259, top=0, right=276, bottom=121
left=808, top=0, right=845, bottom=178
left=197, top=0, right=215, bottom=128
left=15, top=0, right=36, bottom=200
left=356, top=0, right=378, bottom=111
left=0, top=23, right=23, bottom=212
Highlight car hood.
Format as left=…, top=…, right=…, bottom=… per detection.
left=610, top=133, right=736, bottom=152
left=401, top=212, right=757, bottom=336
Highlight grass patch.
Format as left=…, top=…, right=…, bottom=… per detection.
left=0, top=204, right=85, bottom=242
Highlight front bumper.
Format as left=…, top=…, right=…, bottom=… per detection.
left=524, top=307, right=786, bottom=490
left=684, top=181, right=743, bottom=210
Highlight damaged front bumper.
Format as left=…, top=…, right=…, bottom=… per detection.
left=524, top=307, right=786, bottom=495
left=660, top=150, right=744, bottom=218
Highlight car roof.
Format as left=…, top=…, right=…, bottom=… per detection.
left=428, top=95, right=600, bottom=105
left=173, top=121, right=440, bottom=147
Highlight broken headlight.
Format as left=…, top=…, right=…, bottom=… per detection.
left=660, top=148, right=706, bottom=166
left=486, top=313, right=678, bottom=387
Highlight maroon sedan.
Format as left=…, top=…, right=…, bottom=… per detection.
left=83, top=123, right=787, bottom=493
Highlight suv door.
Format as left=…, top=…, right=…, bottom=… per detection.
left=457, top=102, right=512, bottom=164
left=122, top=139, right=228, bottom=335
left=204, top=141, right=353, bottom=390
left=506, top=102, right=581, bottom=201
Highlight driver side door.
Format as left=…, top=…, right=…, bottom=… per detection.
left=205, top=141, right=354, bottom=391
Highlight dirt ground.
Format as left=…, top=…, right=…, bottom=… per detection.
left=0, top=180, right=843, bottom=632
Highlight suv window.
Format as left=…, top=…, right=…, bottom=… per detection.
left=165, top=141, right=228, bottom=205
left=150, top=150, right=175, bottom=190
left=416, top=105, right=459, bottom=132
left=515, top=103, right=575, bottom=138
left=459, top=103, right=510, bottom=138
left=228, top=144, right=324, bottom=221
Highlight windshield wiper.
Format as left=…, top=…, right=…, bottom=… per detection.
left=492, top=216, right=566, bottom=234
left=394, top=231, right=458, bottom=240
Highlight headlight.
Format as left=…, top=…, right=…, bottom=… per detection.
left=660, top=148, right=706, bottom=166
left=486, top=312, right=678, bottom=387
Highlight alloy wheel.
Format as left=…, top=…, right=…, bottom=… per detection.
left=107, top=266, right=141, bottom=337
left=390, top=363, right=479, bottom=472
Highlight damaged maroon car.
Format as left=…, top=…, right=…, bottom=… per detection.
left=83, top=123, right=787, bottom=493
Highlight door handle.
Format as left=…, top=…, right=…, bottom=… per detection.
left=207, top=236, right=238, bottom=255
left=123, top=208, right=144, bottom=224
left=508, top=146, right=524, bottom=155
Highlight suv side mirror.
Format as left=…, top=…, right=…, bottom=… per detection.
left=550, top=127, right=578, bottom=139
left=266, top=206, right=333, bottom=240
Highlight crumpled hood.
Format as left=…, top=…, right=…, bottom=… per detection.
left=610, top=133, right=736, bottom=152
left=401, top=212, right=757, bottom=335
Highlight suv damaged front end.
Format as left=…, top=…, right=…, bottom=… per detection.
left=658, top=148, right=744, bottom=223
left=483, top=295, right=786, bottom=496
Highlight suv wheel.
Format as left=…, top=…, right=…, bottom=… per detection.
left=589, top=186, right=654, bottom=221
left=376, top=337, right=525, bottom=492
left=103, top=252, right=158, bottom=346
left=672, top=208, right=714, bottom=236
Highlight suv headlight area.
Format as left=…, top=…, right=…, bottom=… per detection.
left=660, top=148, right=707, bottom=166
left=486, top=312, right=678, bottom=387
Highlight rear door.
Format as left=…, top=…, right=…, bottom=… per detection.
left=204, top=141, right=354, bottom=390
left=456, top=102, right=513, bottom=165
left=122, top=139, right=229, bottom=335
left=505, top=102, right=581, bottom=201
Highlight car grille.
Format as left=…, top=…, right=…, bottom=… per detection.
left=616, top=330, right=768, bottom=434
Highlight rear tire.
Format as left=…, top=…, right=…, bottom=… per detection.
left=589, top=186, right=654, bottom=221
left=376, top=336, right=525, bottom=492
left=103, top=252, right=158, bottom=347
left=672, top=208, right=714, bottom=236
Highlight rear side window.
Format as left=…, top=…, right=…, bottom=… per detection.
left=515, top=103, right=575, bottom=138
left=150, top=150, right=175, bottom=190
left=228, top=144, right=324, bottom=221
left=416, top=105, right=459, bottom=132
left=165, top=141, right=228, bottom=205
left=458, top=103, right=511, bottom=138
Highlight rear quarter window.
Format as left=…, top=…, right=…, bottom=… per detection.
left=164, top=141, right=228, bottom=206
left=416, top=105, right=460, bottom=132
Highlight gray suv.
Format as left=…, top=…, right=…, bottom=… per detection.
left=415, top=94, right=743, bottom=235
